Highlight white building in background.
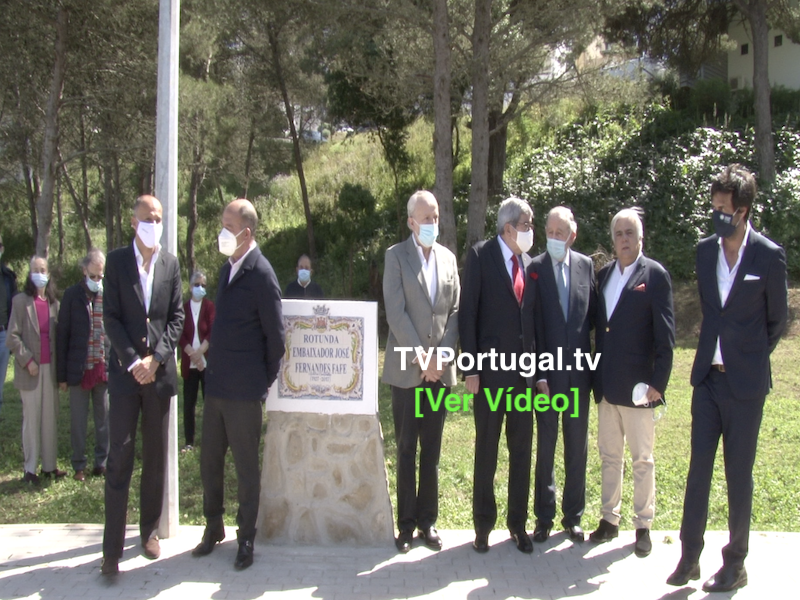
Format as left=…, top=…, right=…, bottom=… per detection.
left=726, top=19, right=800, bottom=90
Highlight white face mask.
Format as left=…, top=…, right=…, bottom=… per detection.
left=86, top=276, right=103, bottom=294
left=136, top=221, right=163, bottom=249
left=218, top=227, right=245, bottom=257
left=515, top=228, right=534, bottom=254
left=31, top=272, right=49, bottom=289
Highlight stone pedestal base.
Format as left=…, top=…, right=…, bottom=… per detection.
left=257, top=412, right=394, bottom=546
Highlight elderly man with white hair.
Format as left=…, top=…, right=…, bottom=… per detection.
left=589, top=208, right=675, bottom=559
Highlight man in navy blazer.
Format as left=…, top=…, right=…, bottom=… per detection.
left=101, top=195, right=184, bottom=574
left=459, top=197, right=536, bottom=554
left=667, top=165, right=787, bottom=593
left=528, top=207, right=596, bottom=544
left=192, top=199, right=285, bottom=571
left=589, top=208, right=675, bottom=559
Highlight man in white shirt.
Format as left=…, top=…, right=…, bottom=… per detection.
left=589, top=208, right=675, bottom=559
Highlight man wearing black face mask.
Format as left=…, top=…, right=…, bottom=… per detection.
left=667, top=164, right=787, bottom=593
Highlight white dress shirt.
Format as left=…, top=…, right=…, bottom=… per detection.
left=412, top=234, right=437, bottom=304
left=498, top=236, right=523, bottom=283
left=713, top=222, right=752, bottom=365
left=604, top=252, right=642, bottom=322
left=133, top=240, right=160, bottom=314
left=189, top=299, right=202, bottom=369
left=228, top=240, right=258, bottom=283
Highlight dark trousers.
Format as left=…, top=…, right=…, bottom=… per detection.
left=182, top=369, right=205, bottom=446
left=103, top=384, right=170, bottom=559
left=200, top=395, right=263, bottom=543
left=679, top=370, right=765, bottom=568
left=69, top=383, right=109, bottom=472
left=391, top=382, right=447, bottom=533
left=534, top=386, right=590, bottom=528
left=473, top=380, right=533, bottom=534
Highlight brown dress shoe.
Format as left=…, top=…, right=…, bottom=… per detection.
left=73, top=470, right=86, bottom=482
left=42, top=469, right=68, bottom=479
left=100, top=557, right=119, bottom=575
left=142, top=536, right=161, bottom=559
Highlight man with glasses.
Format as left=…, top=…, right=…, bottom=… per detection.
left=0, top=234, right=18, bottom=417
left=459, top=197, right=536, bottom=554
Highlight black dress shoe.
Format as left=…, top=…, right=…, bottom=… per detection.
left=418, top=526, right=442, bottom=550
left=589, top=519, right=619, bottom=543
left=192, top=526, right=226, bottom=556
left=395, top=530, right=413, bottom=553
left=100, top=557, right=119, bottom=575
left=532, top=521, right=552, bottom=543
left=634, top=528, right=652, bottom=557
left=702, top=565, right=747, bottom=593
left=234, top=540, right=254, bottom=570
left=23, top=471, right=40, bottom=484
left=473, top=533, right=490, bottom=553
left=666, top=560, right=700, bottom=586
left=510, top=529, right=533, bottom=553
left=92, top=466, right=106, bottom=477
left=564, top=525, right=585, bottom=542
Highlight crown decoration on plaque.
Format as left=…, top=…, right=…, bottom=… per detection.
left=313, top=304, right=330, bottom=331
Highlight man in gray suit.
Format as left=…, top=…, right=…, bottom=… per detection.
left=382, top=190, right=460, bottom=553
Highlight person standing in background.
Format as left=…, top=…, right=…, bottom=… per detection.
left=284, top=254, right=324, bottom=299
left=0, top=233, right=18, bottom=417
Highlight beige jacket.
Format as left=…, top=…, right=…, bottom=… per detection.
left=5, top=293, right=59, bottom=391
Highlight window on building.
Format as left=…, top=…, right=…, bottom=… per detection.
left=741, top=43, right=749, bottom=55
left=775, top=35, right=783, bottom=47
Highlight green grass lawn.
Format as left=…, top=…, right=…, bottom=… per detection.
left=1, top=335, right=798, bottom=532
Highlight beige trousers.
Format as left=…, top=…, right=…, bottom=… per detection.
left=20, top=363, right=59, bottom=474
left=597, top=399, right=655, bottom=530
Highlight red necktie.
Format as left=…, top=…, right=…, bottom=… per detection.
left=511, top=256, right=523, bottom=304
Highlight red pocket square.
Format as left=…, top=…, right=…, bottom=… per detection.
left=530, top=272, right=538, bottom=280
left=634, top=283, right=646, bottom=291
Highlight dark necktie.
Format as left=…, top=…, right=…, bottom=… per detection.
left=511, top=256, right=523, bottom=304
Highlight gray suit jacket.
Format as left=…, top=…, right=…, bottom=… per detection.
left=6, top=293, right=59, bottom=392
left=382, top=236, right=460, bottom=388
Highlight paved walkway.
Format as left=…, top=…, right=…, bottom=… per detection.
left=0, top=525, right=796, bottom=599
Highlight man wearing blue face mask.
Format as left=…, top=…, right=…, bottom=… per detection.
left=284, top=254, right=324, bottom=299
left=668, top=164, right=787, bottom=592
left=57, top=248, right=110, bottom=482
left=527, top=206, right=596, bottom=544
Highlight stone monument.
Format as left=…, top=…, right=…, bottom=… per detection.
left=257, top=300, right=394, bottom=546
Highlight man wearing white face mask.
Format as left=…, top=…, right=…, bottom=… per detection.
left=100, top=195, right=184, bottom=575
left=284, top=254, right=324, bottom=299
left=459, top=196, right=536, bottom=554
left=527, top=207, right=596, bottom=544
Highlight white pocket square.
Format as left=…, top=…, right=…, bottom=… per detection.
left=744, top=274, right=761, bottom=281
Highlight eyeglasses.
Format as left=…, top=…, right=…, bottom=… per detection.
left=515, top=221, right=533, bottom=232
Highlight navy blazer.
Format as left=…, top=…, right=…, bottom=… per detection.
left=527, top=249, right=596, bottom=394
left=57, top=282, right=110, bottom=386
left=690, top=230, right=787, bottom=399
left=205, top=246, right=285, bottom=402
left=103, top=244, right=184, bottom=400
left=458, top=236, right=534, bottom=389
left=593, top=254, right=675, bottom=407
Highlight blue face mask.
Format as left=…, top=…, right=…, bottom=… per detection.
left=86, top=276, right=103, bottom=294
left=31, top=272, right=49, bottom=289
left=191, top=285, right=207, bottom=300
left=298, top=269, right=311, bottom=284
left=416, top=222, right=439, bottom=248
left=546, top=238, right=568, bottom=262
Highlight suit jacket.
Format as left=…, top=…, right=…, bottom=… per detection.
left=178, top=297, right=215, bottom=379
left=690, top=230, right=787, bottom=399
left=103, top=243, right=184, bottom=400
left=458, top=236, right=534, bottom=389
left=56, top=282, right=110, bottom=386
left=6, top=293, right=59, bottom=391
left=284, top=280, right=324, bottom=299
left=1, top=263, right=17, bottom=327
left=593, top=254, right=675, bottom=407
left=205, top=246, right=285, bottom=402
left=527, top=249, right=596, bottom=393
left=382, top=236, right=460, bottom=388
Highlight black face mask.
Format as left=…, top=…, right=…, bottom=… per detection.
left=712, top=209, right=743, bottom=238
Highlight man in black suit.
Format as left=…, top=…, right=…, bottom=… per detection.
left=589, top=208, right=675, bottom=559
left=667, top=165, right=787, bottom=592
left=459, top=197, right=535, bottom=554
left=101, top=195, right=184, bottom=575
left=192, top=199, right=285, bottom=571
left=284, top=254, right=324, bottom=299
left=528, top=206, right=596, bottom=544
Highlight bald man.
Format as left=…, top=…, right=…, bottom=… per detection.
left=101, top=195, right=184, bottom=574
left=192, top=199, right=285, bottom=571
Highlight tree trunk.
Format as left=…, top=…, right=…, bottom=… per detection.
left=487, top=108, right=508, bottom=200
left=59, top=153, right=92, bottom=251
left=113, top=153, right=123, bottom=245
left=186, top=143, right=206, bottom=281
left=243, top=117, right=256, bottom=198
left=431, top=0, right=457, bottom=255
left=36, top=5, right=69, bottom=258
left=102, top=162, right=114, bottom=253
left=741, top=0, right=775, bottom=186
left=22, top=157, right=39, bottom=246
left=56, top=172, right=64, bottom=263
left=79, top=105, right=92, bottom=249
left=465, top=0, right=492, bottom=254
left=268, top=23, right=316, bottom=259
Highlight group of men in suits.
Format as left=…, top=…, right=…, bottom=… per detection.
left=100, top=195, right=284, bottom=575
left=383, top=163, right=786, bottom=594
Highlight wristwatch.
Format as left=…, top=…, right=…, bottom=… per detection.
left=153, top=352, right=164, bottom=365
